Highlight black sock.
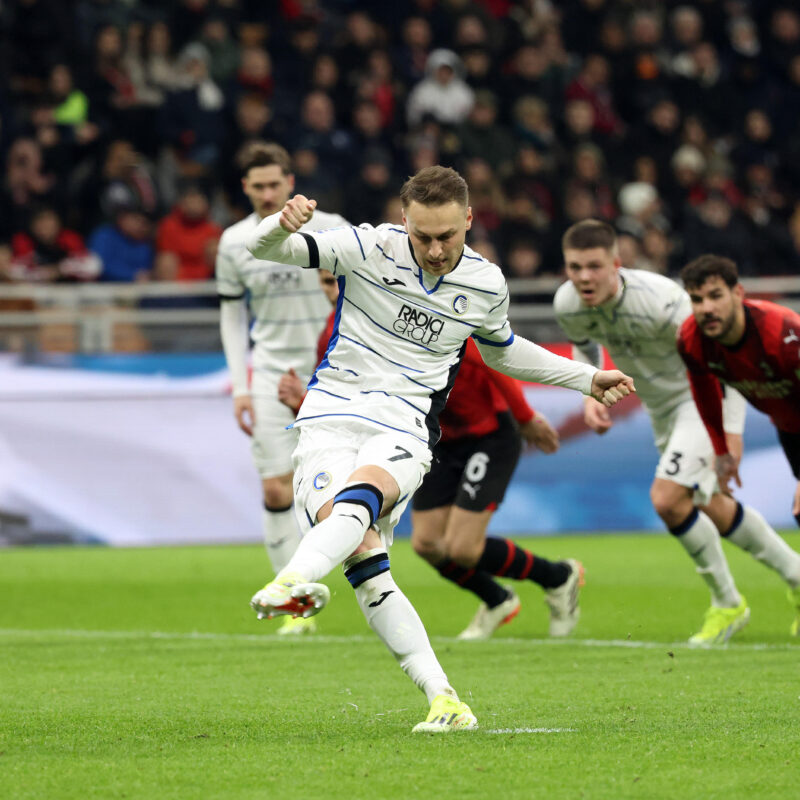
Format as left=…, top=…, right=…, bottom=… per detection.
left=795, top=512, right=800, bottom=529
left=475, top=537, right=570, bottom=589
left=435, top=560, right=510, bottom=609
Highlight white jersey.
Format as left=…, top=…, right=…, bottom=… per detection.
left=554, top=268, right=692, bottom=418
left=216, top=210, right=346, bottom=375
left=252, top=222, right=514, bottom=447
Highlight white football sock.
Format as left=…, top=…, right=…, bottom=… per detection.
left=726, top=504, right=800, bottom=587
left=281, top=501, right=372, bottom=582
left=344, top=549, right=456, bottom=703
left=262, top=506, right=301, bottom=574
left=672, top=509, right=741, bottom=607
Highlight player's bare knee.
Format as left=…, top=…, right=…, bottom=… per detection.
left=650, top=480, right=693, bottom=526
left=446, top=537, right=481, bottom=568
left=411, top=531, right=442, bottom=563
left=347, top=466, right=400, bottom=516
left=262, top=479, right=293, bottom=509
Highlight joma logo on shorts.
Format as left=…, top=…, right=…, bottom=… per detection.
left=393, top=304, right=445, bottom=344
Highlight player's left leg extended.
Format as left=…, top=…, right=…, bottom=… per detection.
left=705, top=493, right=800, bottom=635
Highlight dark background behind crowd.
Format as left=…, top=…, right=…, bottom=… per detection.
left=2, top=0, right=800, bottom=288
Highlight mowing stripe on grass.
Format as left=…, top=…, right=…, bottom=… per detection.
left=484, top=728, right=578, bottom=734
left=0, top=627, right=798, bottom=651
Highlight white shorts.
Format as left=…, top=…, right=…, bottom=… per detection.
left=652, top=400, right=719, bottom=506
left=250, top=370, right=300, bottom=479
left=292, top=419, right=432, bottom=547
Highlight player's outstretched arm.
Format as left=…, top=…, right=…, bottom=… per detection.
left=475, top=335, right=634, bottom=406
left=246, top=195, right=318, bottom=263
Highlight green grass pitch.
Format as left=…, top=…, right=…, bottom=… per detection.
left=2, top=532, right=798, bottom=800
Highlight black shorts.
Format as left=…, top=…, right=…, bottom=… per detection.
left=413, top=412, right=522, bottom=512
left=778, top=429, right=800, bottom=479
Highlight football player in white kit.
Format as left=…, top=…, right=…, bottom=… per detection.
left=244, top=167, right=635, bottom=732
left=216, top=142, right=347, bottom=635
left=554, top=219, right=800, bottom=646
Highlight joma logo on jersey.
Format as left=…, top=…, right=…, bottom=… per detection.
left=393, top=304, right=445, bottom=343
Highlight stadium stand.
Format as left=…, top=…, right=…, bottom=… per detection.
left=1, top=0, right=800, bottom=351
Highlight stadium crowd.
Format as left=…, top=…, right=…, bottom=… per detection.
left=2, top=0, right=800, bottom=286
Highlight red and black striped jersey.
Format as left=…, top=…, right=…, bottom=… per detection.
left=678, top=298, right=800, bottom=452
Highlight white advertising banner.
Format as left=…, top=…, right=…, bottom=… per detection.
left=0, top=354, right=795, bottom=546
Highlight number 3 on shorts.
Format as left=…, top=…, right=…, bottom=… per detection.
left=665, top=451, right=683, bottom=476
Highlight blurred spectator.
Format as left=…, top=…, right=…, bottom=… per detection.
left=307, top=53, right=349, bottom=121
left=672, top=42, right=736, bottom=134
left=89, top=206, right=154, bottom=282
left=344, top=148, right=395, bottom=227
left=336, top=10, right=385, bottom=80
left=47, top=64, right=90, bottom=129
left=395, top=16, right=433, bottom=84
left=406, top=49, right=474, bottom=127
left=628, top=98, right=682, bottom=179
left=75, top=139, right=160, bottom=232
left=683, top=192, right=755, bottom=273
left=354, top=50, right=400, bottom=130
left=463, top=158, right=504, bottom=239
left=123, top=21, right=181, bottom=107
left=9, top=206, right=100, bottom=282
left=616, top=181, right=667, bottom=239
left=513, top=96, right=563, bottom=166
left=456, top=90, right=514, bottom=173
left=640, top=227, right=676, bottom=275
left=505, top=145, right=557, bottom=225
left=1, top=138, right=60, bottom=240
left=568, top=143, right=615, bottom=221
left=297, top=90, right=355, bottom=179
left=155, top=184, right=221, bottom=281
left=351, top=100, right=393, bottom=153
left=234, top=47, right=274, bottom=102
left=291, top=145, right=340, bottom=212
left=500, top=43, right=566, bottom=120
left=565, top=53, right=624, bottom=137
left=200, top=16, right=240, bottom=85
left=159, top=43, right=227, bottom=174
left=459, top=46, right=496, bottom=92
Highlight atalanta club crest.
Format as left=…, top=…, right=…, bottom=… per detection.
left=452, top=295, right=469, bottom=315
left=313, top=472, right=331, bottom=490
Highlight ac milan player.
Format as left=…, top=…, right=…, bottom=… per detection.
left=411, top=338, right=584, bottom=640
left=678, top=254, right=800, bottom=634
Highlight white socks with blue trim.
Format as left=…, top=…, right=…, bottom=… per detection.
left=344, top=548, right=454, bottom=703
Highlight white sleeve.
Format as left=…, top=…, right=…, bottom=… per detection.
left=215, top=237, right=244, bottom=299
left=722, top=387, right=747, bottom=435
left=475, top=334, right=597, bottom=395
left=219, top=299, right=250, bottom=397
left=246, top=213, right=376, bottom=276
left=472, top=286, right=514, bottom=346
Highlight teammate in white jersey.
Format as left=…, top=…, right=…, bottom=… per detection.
left=216, top=142, right=347, bottom=635
left=554, top=220, right=800, bottom=646
left=243, top=167, right=635, bottom=732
